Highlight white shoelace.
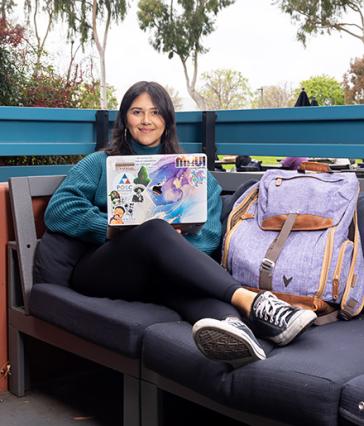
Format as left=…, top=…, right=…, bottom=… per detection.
left=225, top=317, right=247, bottom=330
left=255, top=295, right=292, bottom=327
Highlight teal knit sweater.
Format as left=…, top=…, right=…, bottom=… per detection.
left=45, top=147, right=223, bottom=255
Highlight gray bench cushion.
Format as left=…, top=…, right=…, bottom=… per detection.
left=340, top=374, right=364, bottom=425
left=32, top=230, right=181, bottom=357
left=142, top=318, right=364, bottom=426
left=29, top=283, right=180, bottom=358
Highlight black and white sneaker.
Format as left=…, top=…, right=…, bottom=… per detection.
left=249, top=291, right=317, bottom=346
left=192, top=317, right=266, bottom=368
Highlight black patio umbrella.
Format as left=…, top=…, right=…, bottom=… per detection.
left=282, top=88, right=313, bottom=169
left=295, top=88, right=311, bottom=107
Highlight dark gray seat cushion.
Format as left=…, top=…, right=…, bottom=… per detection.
left=340, top=374, right=364, bottom=425
left=31, top=230, right=181, bottom=357
left=142, top=317, right=364, bottom=426
left=29, top=283, right=180, bottom=358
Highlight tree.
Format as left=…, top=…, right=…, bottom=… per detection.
left=199, top=68, right=252, bottom=110
left=0, top=18, right=27, bottom=105
left=0, top=0, right=15, bottom=21
left=274, top=0, right=364, bottom=45
left=53, top=0, right=127, bottom=108
left=77, top=80, right=118, bottom=109
left=294, top=75, right=345, bottom=106
left=251, top=83, right=295, bottom=108
left=343, top=56, right=364, bottom=104
left=1, top=1, right=58, bottom=72
left=20, top=66, right=81, bottom=107
left=24, top=0, right=55, bottom=73
left=0, top=15, right=80, bottom=107
left=164, top=85, right=183, bottom=111
left=1, top=0, right=81, bottom=82
left=137, top=0, right=235, bottom=110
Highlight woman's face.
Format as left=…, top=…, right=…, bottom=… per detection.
left=126, top=92, right=166, bottom=147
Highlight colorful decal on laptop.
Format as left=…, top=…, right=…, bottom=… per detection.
left=107, top=154, right=207, bottom=226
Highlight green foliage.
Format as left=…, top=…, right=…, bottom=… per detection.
left=0, top=48, right=24, bottom=105
left=274, top=0, right=364, bottom=44
left=77, top=80, right=118, bottom=109
left=0, top=18, right=27, bottom=105
left=199, top=69, right=252, bottom=110
left=343, top=56, right=364, bottom=104
left=52, top=0, right=127, bottom=45
left=52, top=0, right=127, bottom=108
left=137, top=0, right=235, bottom=62
left=294, top=75, right=345, bottom=106
left=138, top=0, right=235, bottom=108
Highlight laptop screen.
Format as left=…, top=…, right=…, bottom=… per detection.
left=106, top=153, right=207, bottom=228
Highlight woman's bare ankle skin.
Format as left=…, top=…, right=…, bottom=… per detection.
left=231, top=288, right=257, bottom=316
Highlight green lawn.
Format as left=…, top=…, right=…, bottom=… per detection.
left=254, top=156, right=284, bottom=165
left=218, top=155, right=284, bottom=171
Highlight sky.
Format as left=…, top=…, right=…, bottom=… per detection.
left=18, top=0, right=364, bottom=110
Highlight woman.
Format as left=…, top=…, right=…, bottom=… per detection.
left=40, top=81, right=316, bottom=368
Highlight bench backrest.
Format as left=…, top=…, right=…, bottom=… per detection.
left=8, top=175, right=66, bottom=314
left=8, top=171, right=364, bottom=315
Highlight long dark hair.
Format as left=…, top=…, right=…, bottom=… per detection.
left=106, top=81, right=181, bottom=155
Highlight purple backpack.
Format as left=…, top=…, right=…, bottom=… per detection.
left=222, top=168, right=364, bottom=320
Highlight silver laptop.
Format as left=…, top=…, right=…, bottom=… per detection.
left=106, top=153, right=207, bottom=233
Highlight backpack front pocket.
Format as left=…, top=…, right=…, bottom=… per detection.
left=258, top=172, right=358, bottom=229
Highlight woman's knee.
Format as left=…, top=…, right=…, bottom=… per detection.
left=138, top=219, right=176, bottom=239
left=111, top=219, right=176, bottom=251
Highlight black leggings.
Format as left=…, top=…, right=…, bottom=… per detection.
left=71, top=219, right=242, bottom=324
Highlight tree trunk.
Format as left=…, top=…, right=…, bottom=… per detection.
left=66, top=41, right=81, bottom=82
left=92, top=0, right=108, bottom=109
left=33, top=2, right=53, bottom=76
left=187, top=85, right=206, bottom=110
left=181, top=54, right=206, bottom=110
left=99, top=52, right=107, bottom=109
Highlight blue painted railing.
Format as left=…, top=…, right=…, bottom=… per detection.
left=1, top=105, right=364, bottom=181
left=215, top=106, right=364, bottom=158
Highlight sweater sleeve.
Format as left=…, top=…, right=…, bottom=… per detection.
left=184, top=172, right=223, bottom=255
left=44, top=152, right=108, bottom=245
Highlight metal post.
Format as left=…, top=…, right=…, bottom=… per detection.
left=201, top=111, right=217, bottom=171
left=95, top=110, right=110, bottom=151
left=141, top=380, right=163, bottom=426
left=123, top=375, right=141, bottom=426
left=8, top=326, right=29, bottom=396
left=258, top=87, right=264, bottom=106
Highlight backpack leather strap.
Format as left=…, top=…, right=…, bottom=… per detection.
left=314, top=310, right=339, bottom=325
left=259, top=213, right=297, bottom=290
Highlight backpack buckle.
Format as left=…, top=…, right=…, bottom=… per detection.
left=260, top=258, right=275, bottom=273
